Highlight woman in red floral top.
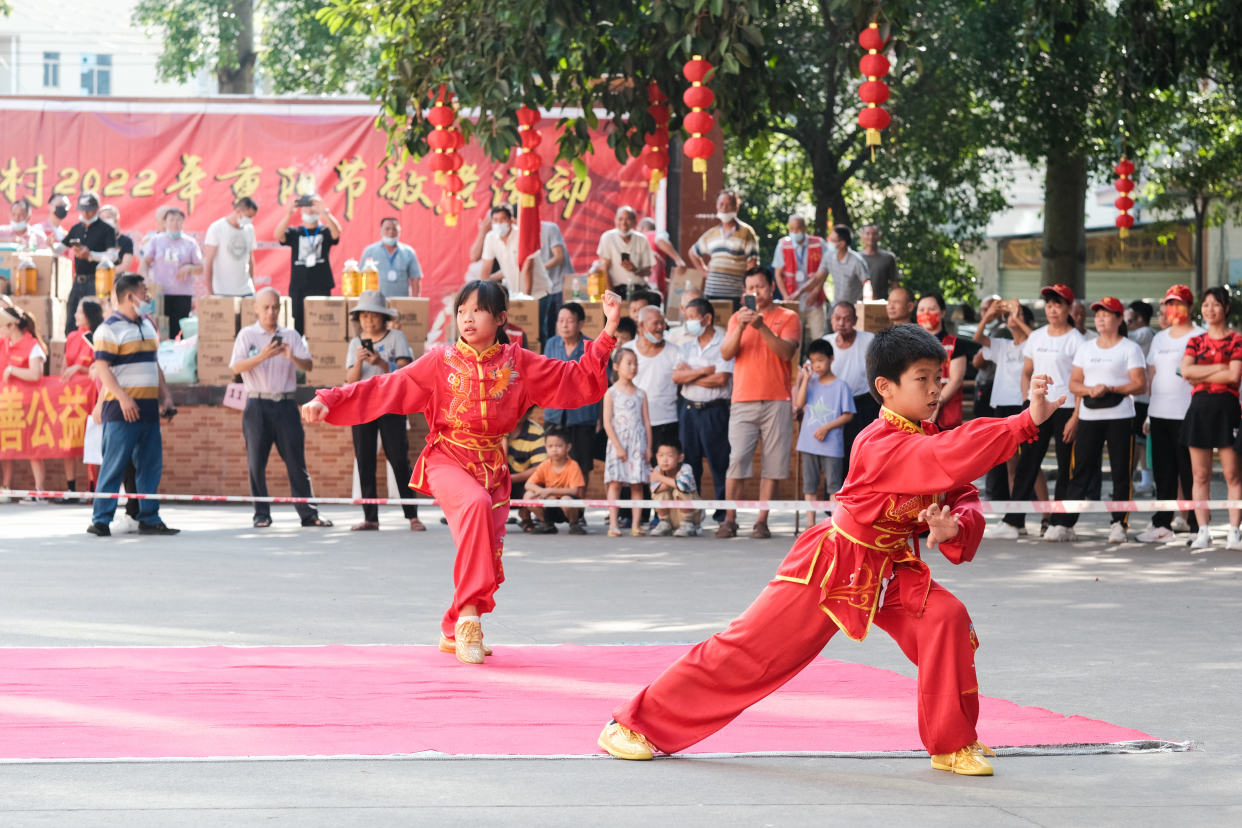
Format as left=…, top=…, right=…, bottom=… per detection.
left=1180, top=286, right=1242, bottom=549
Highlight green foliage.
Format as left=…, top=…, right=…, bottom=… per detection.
left=0, top=1, right=12, bottom=17
left=133, top=0, right=253, bottom=85
left=725, top=133, right=816, bottom=261
left=259, top=0, right=375, bottom=94
left=1142, top=87, right=1242, bottom=225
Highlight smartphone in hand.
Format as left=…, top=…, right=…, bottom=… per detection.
left=361, top=338, right=374, bottom=353
left=271, top=334, right=283, bottom=348
left=743, top=294, right=757, bottom=312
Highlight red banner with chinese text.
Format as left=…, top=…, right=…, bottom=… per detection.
left=0, top=99, right=654, bottom=308
left=0, top=376, right=96, bottom=460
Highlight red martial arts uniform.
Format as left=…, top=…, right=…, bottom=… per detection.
left=613, top=407, right=1039, bottom=756
left=315, top=334, right=615, bottom=638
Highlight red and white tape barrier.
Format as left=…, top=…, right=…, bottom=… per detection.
left=0, top=491, right=1221, bottom=513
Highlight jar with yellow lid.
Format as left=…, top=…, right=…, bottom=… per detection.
left=362, top=258, right=380, bottom=293
left=341, top=259, right=361, bottom=297
left=95, top=258, right=115, bottom=300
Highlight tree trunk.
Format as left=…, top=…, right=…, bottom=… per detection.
left=1040, top=150, right=1088, bottom=299
left=217, top=0, right=255, bottom=94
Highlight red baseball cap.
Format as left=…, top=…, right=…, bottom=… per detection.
left=1040, top=284, right=1074, bottom=303
left=1090, top=296, right=1124, bottom=314
left=1163, top=284, right=1193, bottom=304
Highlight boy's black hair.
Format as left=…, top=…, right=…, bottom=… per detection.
left=807, top=338, right=835, bottom=359
left=865, top=324, right=947, bottom=404
left=560, top=301, right=586, bottom=323
left=543, top=424, right=570, bottom=444
left=832, top=224, right=853, bottom=246
left=655, top=435, right=683, bottom=454
left=616, top=316, right=638, bottom=337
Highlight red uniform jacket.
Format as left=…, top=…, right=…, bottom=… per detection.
left=315, top=334, right=616, bottom=495
left=776, top=407, right=1038, bottom=641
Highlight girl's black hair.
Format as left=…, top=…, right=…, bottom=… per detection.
left=1203, top=286, right=1231, bottom=313
left=455, top=279, right=510, bottom=344
left=79, top=297, right=105, bottom=336
left=865, top=324, right=947, bottom=404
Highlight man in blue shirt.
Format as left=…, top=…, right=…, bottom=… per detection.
left=359, top=217, right=424, bottom=298
left=542, top=301, right=601, bottom=529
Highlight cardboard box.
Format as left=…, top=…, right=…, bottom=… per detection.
left=507, top=298, right=542, bottom=344
left=196, top=296, right=239, bottom=341
left=666, top=268, right=706, bottom=322
left=709, top=300, right=733, bottom=332
left=561, top=275, right=588, bottom=302
left=48, top=339, right=65, bottom=376
left=306, top=338, right=349, bottom=387
left=12, top=296, right=52, bottom=341
left=386, top=297, right=431, bottom=341
left=855, top=300, right=892, bottom=333
left=303, top=297, right=348, bottom=341
left=580, top=301, right=606, bottom=340
left=240, top=295, right=292, bottom=330
left=196, top=338, right=238, bottom=385
left=51, top=296, right=68, bottom=339
left=0, top=251, right=58, bottom=296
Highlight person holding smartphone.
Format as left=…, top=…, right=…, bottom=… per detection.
left=595, top=205, right=653, bottom=299
left=62, top=191, right=119, bottom=337
left=274, top=194, right=341, bottom=334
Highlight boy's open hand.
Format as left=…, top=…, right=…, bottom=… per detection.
left=918, top=502, right=960, bottom=549
left=1027, top=374, right=1067, bottom=427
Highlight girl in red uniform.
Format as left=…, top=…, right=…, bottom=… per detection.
left=1, top=305, right=49, bottom=501
left=58, top=298, right=105, bottom=501
left=598, top=324, right=1068, bottom=776
left=303, top=281, right=621, bottom=664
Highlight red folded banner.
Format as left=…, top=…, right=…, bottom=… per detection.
left=0, top=376, right=97, bottom=460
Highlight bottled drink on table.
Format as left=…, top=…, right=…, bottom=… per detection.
left=341, top=259, right=360, bottom=297
left=15, top=255, right=37, bottom=296
left=362, top=258, right=380, bottom=293
left=94, top=258, right=115, bottom=300
left=587, top=266, right=606, bottom=302
left=571, top=277, right=582, bottom=300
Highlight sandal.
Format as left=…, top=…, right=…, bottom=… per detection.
left=521, top=518, right=535, bottom=533
left=301, top=517, right=334, bottom=528
left=608, top=527, right=622, bottom=537
left=253, top=517, right=273, bottom=528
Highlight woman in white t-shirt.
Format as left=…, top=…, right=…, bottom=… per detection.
left=974, top=300, right=1034, bottom=518
left=992, top=284, right=1084, bottom=538
left=1045, top=297, right=1146, bottom=544
left=1135, top=285, right=1203, bottom=543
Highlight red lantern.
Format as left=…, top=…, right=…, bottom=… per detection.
left=512, top=105, right=542, bottom=210
left=1114, top=158, right=1136, bottom=238
left=857, top=22, right=891, bottom=159
left=642, top=83, right=672, bottom=193
left=682, top=56, right=716, bottom=193
left=428, top=89, right=458, bottom=189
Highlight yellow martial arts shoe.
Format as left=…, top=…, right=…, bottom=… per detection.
left=931, top=741, right=996, bottom=776
left=597, top=720, right=656, bottom=760
left=439, top=633, right=492, bottom=657
left=453, top=619, right=486, bottom=665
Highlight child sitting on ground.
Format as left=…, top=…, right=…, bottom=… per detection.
left=648, top=437, right=703, bottom=537
left=524, top=425, right=587, bottom=535
left=795, top=338, right=856, bottom=527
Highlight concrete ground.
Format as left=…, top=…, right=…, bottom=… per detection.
left=0, top=498, right=1239, bottom=827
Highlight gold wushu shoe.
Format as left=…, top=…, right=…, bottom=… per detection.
left=439, top=633, right=492, bottom=657
left=931, top=741, right=996, bottom=776
left=451, top=619, right=486, bottom=664
left=598, top=720, right=656, bottom=760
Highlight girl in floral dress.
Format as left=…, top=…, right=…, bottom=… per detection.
left=604, top=348, right=652, bottom=537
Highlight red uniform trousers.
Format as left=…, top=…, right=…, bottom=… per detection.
left=612, top=552, right=981, bottom=756
left=424, top=451, right=510, bottom=638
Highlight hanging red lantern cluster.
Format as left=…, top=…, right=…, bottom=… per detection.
left=1114, top=158, right=1136, bottom=238
left=682, top=56, right=715, bottom=194
left=857, top=22, right=891, bottom=160
left=427, top=87, right=465, bottom=226
left=513, top=106, right=543, bottom=209
left=643, top=82, right=670, bottom=194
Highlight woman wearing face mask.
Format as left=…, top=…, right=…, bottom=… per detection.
left=303, top=282, right=622, bottom=664
left=138, top=208, right=202, bottom=339
left=915, top=293, right=977, bottom=429
left=1044, top=298, right=1146, bottom=544
left=0, top=304, right=49, bottom=503
left=0, top=198, right=48, bottom=250
left=479, top=205, right=551, bottom=302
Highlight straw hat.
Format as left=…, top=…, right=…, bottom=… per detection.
left=349, top=290, right=397, bottom=319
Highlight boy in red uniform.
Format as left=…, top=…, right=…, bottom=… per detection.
left=304, top=281, right=621, bottom=664
left=598, top=324, right=1067, bottom=775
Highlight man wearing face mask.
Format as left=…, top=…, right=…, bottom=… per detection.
left=276, top=194, right=341, bottom=334
left=672, top=297, right=733, bottom=510
left=138, top=208, right=203, bottom=339
left=36, top=194, right=72, bottom=254
left=205, top=197, right=259, bottom=299
left=360, top=217, right=423, bottom=298
left=689, top=189, right=759, bottom=305
left=62, top=191, right=119, bottom=337
left=823, top=224, right=870, bottom=306
left=595, top=205, right=653, bottom=299
left=98, top=204, right=136, bottom=273
left=0, top=199, right=48, bottom=250
left=772, top=214, right=829, bottom=339
left=480, top=205, right=551, bottom=302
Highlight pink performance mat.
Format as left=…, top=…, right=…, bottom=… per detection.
left=0, top=644, right=1163, bottom=760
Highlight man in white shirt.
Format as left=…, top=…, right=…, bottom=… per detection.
left=666, top=287, right=724, bottom=346
left=672, top=297, right=733, bottom=509
left=824, top=301, right=876, bottom=468
left=480, top=205, right=550, bottom=299
left=204, top=197, right=259, bottom=296
left=596, top=205, right=653, bottom=297
left=0, top=198, right=48, bottom=249
left=824, top=225, right=870, bottom=305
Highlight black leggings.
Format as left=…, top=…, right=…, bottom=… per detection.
left=1051, top=417, right=1133, bottom=527
left=352, top=413, right=418, bottom=523
left=1149, top=416, right=1197, bottom=531
left=1005, top=407, right=1075, bottom=528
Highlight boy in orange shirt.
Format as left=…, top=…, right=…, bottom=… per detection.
left=525, top=424, right=587, bottom=534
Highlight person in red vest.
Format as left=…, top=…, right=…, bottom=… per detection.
left=917, top=293, right=978, bottom=430
left=772, top=214, right=829, bottom=340
left=1, top=304, right=49, bottom=501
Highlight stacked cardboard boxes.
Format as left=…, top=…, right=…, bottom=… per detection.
left=0, top=251, right=63, bottom=298
left=386, top=297, right=430, bottom=358
left=303, top=296, right=349, bottom=387
left=854, top=300, right=891, bottom=333
left=507, top=298, right=542, bottom=352
left=195, top=296, right=240, bottom=385
left=666, top=268, right=706, bottom=322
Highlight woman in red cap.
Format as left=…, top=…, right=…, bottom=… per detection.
left=1179, top=286, right=1242, bottom=550
left=1044, top=297, right=1146, bottom=543
left=1136, top=285, right=1202, bottom=543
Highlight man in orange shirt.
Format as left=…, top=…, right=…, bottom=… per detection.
left=525, top=424, right=587, bottom=534
left=718, top=268, right=802, bottom=539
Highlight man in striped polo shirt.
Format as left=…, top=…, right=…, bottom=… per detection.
left=688, top=189, right=759, bottom=304
left=87, top=274, right=179, bottom=537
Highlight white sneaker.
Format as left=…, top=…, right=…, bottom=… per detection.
left=1107, top=522, right=1127, bottom=544
left=983, top=522, right=1021, bottom=540
left=1228, top=527, right=1242, bottom=550
left=672, top=521, right=698, bottom=537
left=651, top=519, right=674, bottom=537
left=114, top=514, right=140, bottom=534
left=1044, top=525, right=1077, bottom=542
left=1171, top=516, right=1192, bottom=533
left=1136, top=524, right=1176, bottom=544
left=1189, top=527, right=1212, bottom=549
